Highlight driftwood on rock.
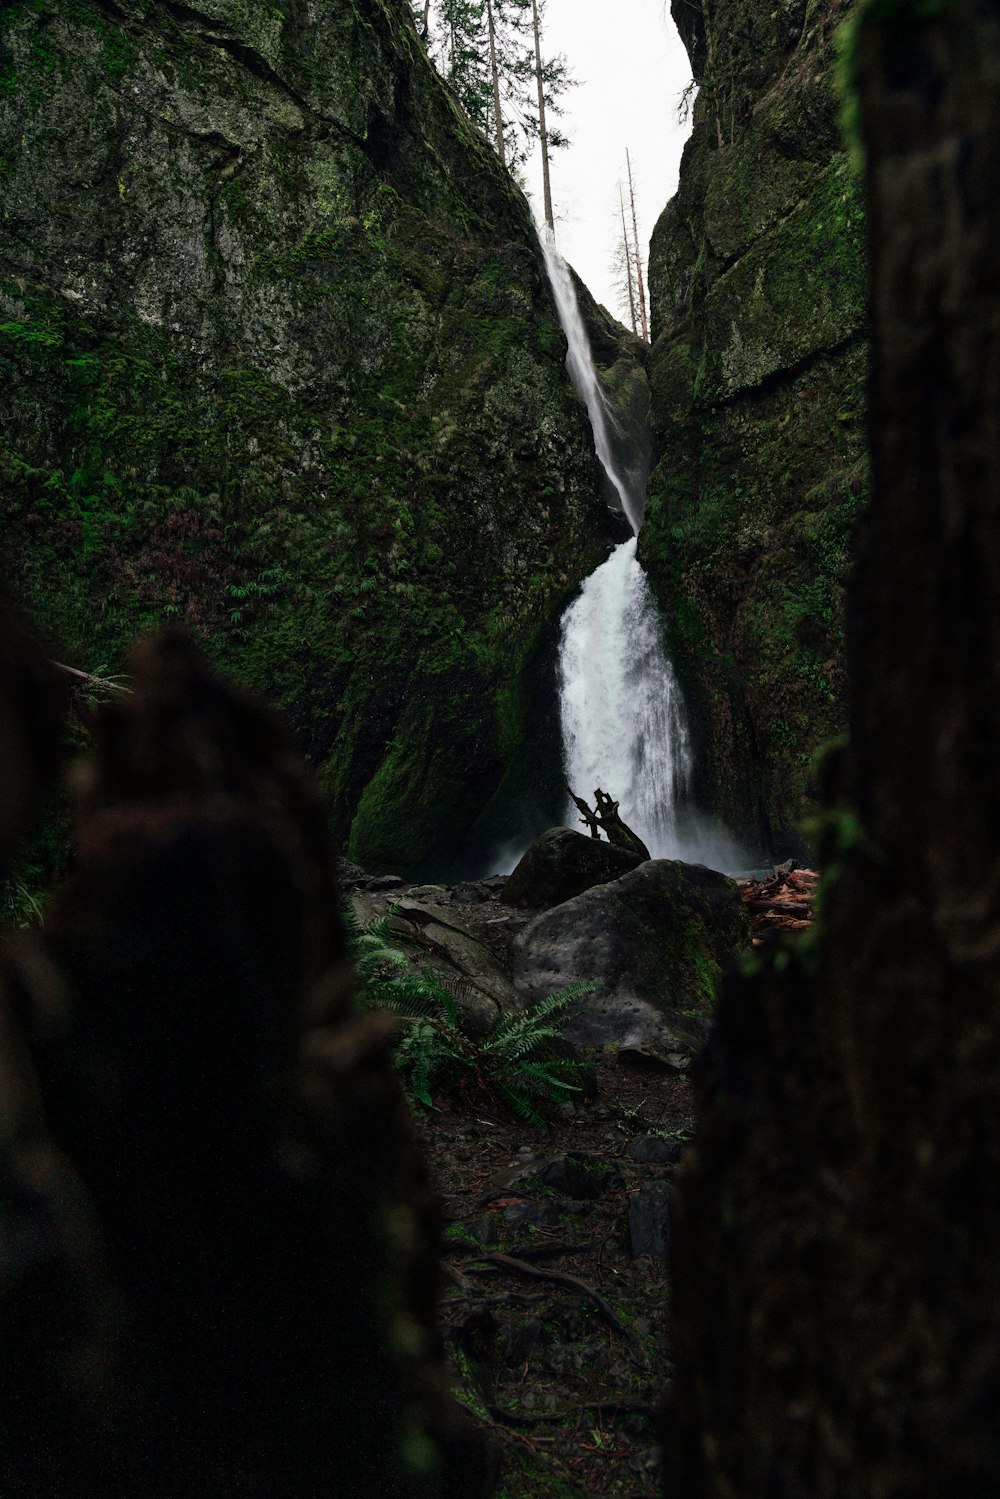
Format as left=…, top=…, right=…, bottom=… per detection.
left=568, top=787, right=651, bottom=861
left=737, top=866, right=818, bottom=945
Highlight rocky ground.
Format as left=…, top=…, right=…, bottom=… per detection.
left=339, top=851, right=818, bottom=1497
left=423, top=1053, right=686, bottom=1498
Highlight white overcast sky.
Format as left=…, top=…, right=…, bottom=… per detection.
left=523, top=0, right=694, bottom=319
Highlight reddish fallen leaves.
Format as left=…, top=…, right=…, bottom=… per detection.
left=738, top=865, right=819, bottom=944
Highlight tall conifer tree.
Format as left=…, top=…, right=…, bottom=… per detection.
left=414, top=0, right=571, bottom=189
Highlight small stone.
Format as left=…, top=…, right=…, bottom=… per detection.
left=629, top=1135, right=683, bottom=1165
left=539, top=1152, right=618, bottom=1200
left=617, top=1045, right=692, bottom=1073
left=451, top=886, right=485, bottom=904
left=628, top=1181, right=671, bottom=1256
left=464, top=1214, right=501, bottom=1246
left=502, top=1199, right=561, bottom=1229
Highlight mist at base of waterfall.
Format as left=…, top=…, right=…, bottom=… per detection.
left=649, top=810, right=755, bottom=878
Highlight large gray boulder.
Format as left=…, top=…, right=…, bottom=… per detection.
left=502, top=827, right=644, bottom=910
left=510, top=860, right=750, bottom=1052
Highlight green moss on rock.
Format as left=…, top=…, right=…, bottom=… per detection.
left=642, top=0, right=868, bottom=856
left=0, top=0, right=608, bottom=876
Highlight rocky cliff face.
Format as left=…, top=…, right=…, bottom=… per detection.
left=0, top=0, right=609, bottom=876
left=668, top=5, right=1000, bottom=1490
left=641, top=0, right=867, bottom=857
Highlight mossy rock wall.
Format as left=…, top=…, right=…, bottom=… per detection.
left=0, top=0, right=609, bottom=877
left=641, top=0, right=868, bottom=857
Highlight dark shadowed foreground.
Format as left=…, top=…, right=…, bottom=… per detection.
left=667, top=4, right=1000, bottom=1495
left=0, top=622, right=493, bottom=1497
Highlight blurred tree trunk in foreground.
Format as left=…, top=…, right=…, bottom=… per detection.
left=0, top=625, right=494, bottom=1497
left=667, top=3, right=1000, bottom=1495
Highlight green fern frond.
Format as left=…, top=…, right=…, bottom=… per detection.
left=493, top=1082, right=548, bottom=1126
left=480, top=985, right=592, bottom=1060
left=344, top=904, right=593, bottom=1120
left=513, top=1060, right=580, bottom=1091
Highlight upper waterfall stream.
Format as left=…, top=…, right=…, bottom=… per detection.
left=540, top=236, right=645, bottom=534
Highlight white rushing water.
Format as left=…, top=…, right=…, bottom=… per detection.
left=540, top=233, right=644, bottom=534
left=541, top=230, right=713, bottom=862
left=558, top=538, right=693, bottom=857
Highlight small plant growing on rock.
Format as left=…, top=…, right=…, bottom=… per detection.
left=345, top=905, right=591, bottom=1122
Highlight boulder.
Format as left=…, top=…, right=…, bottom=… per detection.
left=510, top=859, right=751, bottom=1051
left=537, top=1153, right=621, bottom=1201
left=502, top=827, right=644, bottom=910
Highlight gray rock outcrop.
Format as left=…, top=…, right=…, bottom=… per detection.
left=510, top=859, right=751, bottom=1050
left=0, top=0, right=609, bottom=879
left=642, top=0, right=868, bottom=856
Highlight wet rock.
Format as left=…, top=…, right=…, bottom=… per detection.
left=350, top=893, right=523, bottom=1034
left=511, top=859, right=751, bottom=1050
left=538, top=1153, right=621, bottom=1200
left=629, top=1136, right=683, bottom=1166
left=502, top=826, right=644, bottom=910
left=628, top=1182, right=671, bottom=1257
left=502, top=1200, right=562, bottom=1230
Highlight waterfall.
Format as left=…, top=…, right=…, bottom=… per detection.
left=541, top=232, right=698, bottom=860
left=540, top=235, right=644, bottom=534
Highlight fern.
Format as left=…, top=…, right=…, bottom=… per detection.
left=345, top=906, right=593, bottom=1121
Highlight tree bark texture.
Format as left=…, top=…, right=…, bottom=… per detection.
left=485, top=0, right=507, bottom=167
left=0, top=631, right=494, bottom=1497
left=619, top=184, right=639, bottom=337
left=626, top=150, right=648, bottom=342
left=531, top=0, right=554, bottom=231
left=666, top=5, right=1000, bottom=1496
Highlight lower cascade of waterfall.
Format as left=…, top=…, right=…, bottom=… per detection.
left=557, top=538, right=692, bottom=859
